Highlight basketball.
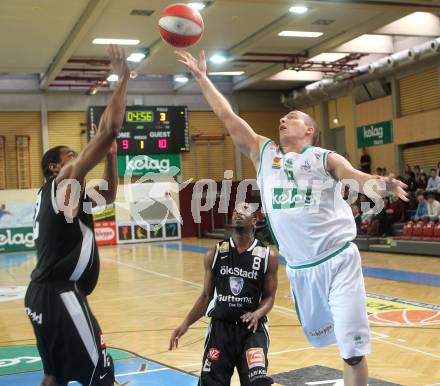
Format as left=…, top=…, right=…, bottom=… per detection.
left=158, top=3, right=204, bottom=48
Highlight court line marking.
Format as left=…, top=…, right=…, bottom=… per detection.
left=374, top=337, right=440, bottom=360
left=155, top=243, right=440, bottom=286
left=104, top=257, right=440, bottom=360
left=0, top=289, right=201, bottom=313
left=102, top=257, right=299, bottom=320
left=103, top=256, right=391, bottom=342
left=102, top=258, right=203, bottom=288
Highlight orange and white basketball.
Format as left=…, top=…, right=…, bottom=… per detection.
left=158, top=3, right=204, bottom=48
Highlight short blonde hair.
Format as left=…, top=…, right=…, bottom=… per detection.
left=301, top=112, right=320, bottom=146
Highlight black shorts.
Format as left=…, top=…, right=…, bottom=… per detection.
left=200, top=318, right=273, bottom=386
left=24, top=281, right=114, bottom=385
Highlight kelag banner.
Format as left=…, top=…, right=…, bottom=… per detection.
left=117, top=154, right=181, bottom=176
left=0, top=203, right=35, bottom=252
left=357, top=120, right=393, bottom=148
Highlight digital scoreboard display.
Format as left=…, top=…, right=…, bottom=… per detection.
left=88, top=106, right=190, bottom=155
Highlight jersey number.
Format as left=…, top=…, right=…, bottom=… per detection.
left=252, top=256, right=262, bottom=270
left=285, top=169, right=295, bottom=182
left=33, top=191, right=42, bottom=240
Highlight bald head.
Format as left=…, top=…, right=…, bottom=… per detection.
left=279, top=110, right=320, bottom=147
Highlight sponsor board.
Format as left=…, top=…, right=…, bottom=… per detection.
left=117, top=154, right=181, bottom=177
left=366, top=293, right=440, bottom=326
left=94, top=221, right=117, bottom=245
left=357, top=120, right=393, bottom=148
left=0, top=227, right=34, bottom=252
left=92, top=205, right=116, bottom=222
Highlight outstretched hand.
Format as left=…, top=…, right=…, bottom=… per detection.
left=381, top=176, right=409, bottom=202
left=175, top=50, right=207, bottom=79
left=107, top=44, right=129, bottom=79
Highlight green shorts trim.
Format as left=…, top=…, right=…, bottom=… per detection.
left=288, top=242, right=351, bottom=270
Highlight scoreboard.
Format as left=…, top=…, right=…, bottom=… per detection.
left=88, top=106, right=190, bottom=154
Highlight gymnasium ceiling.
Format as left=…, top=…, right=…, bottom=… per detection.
left=1, top=0, right=440, bottom=93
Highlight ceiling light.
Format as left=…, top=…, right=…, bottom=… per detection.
left=309, top=53, right=348, bottom=62
left=127, top=53, right=146, bottom=62
left=93, top=38, right=140, bottom=45
left=209, top=71, right=244, bottom=76
left=174, top=75, right=189, bottom=83
left=333, top=117, right=339, bottom=125
left=278, top=31, right=323, bottom=38
left=210, top=53, right=228, bottom=63
left=269, top=70, right=323, bottom=81
left=289, top=6, right=308, bottom=14
left=107, top=74, right=119, bottom=82
left=187, top=2, right=206, bottom=11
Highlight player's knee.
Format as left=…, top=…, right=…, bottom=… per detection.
left=343, top=355, right=364, bottom=366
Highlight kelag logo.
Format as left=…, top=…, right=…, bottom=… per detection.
left=0, top=228, right=34, bottom=252
left=126, top=156, right=170, bottom=173
left=117, top=154, right=180, bottom=177
left=272, top=188, right=314, bottom=209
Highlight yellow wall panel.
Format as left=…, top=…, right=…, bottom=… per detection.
left=238, top=111, right=286, bottom=180
left=181, top=111, right=235, bottom=181
left=403, top=143, right=440, bottom=171
left=394, top=108, right=440, bottom=145
left=0, top=112, right=42, bottom=189
left=327, top=96, right=356, bottom=163
left=48, top=111, right=105, bottom=183
left=399, top=67, right=440, bottom=116
left=356, top=96, right=396, bottom=173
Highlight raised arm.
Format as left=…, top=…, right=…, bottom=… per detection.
left=56, top=45, right=129, bottom=186
left=175, top=50, right=267, bottom=166
left=86, top=125, right=118, bottom=205
left=327, top=152, right=408, bottom=201
left=169, top=247, right=216, bottom=350
left=240, top=249, right=278, bottom=333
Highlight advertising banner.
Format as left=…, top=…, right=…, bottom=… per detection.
left=0, top=203, right=35, bottom=252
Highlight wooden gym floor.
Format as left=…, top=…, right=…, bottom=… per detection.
left=0, top=238, right=439, bottom=385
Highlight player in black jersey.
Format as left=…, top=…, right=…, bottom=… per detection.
left=24, top=45, right=129, bottom=386
left=169, top=203, right=278, bottom=386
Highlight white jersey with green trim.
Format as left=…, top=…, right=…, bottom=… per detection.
left=256, top=140, right=356, bottom=266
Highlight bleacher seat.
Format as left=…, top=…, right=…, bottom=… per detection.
left=434, top=222, right=440, bottom=241
left=411, top=221, right=424, bottom=240
left=422, top=221, right=435, bottom=241
left=397, top=221, right=413, bottom=240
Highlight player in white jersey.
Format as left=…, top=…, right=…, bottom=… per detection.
left=176, top=49, right=408, bottom=386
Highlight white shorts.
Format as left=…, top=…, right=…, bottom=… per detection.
left=286, top=242, right=371, bottom=359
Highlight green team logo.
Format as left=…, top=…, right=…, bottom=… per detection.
left=272, top=188, right=315, bottom=209
left=0, top=227, right=34, bottom=252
